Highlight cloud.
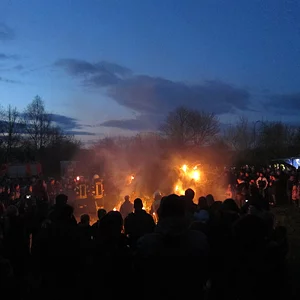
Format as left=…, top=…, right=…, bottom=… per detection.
left=0, top=64, right=24, bottom=73
left=267, top=93, right=300, bottom=115
left=100, top=114, right=161, bottom=131
left=64, top=130, right=96, bottom=136
left=22, top=112, right=82, bottom=131
left=52, top=58, right=300, bottom=132
left=0, top=121, right=95, bottom=136
left=108, top=76, right=250, bottom=115
left=0, top=120, right=24, bottom=133
left=0, top=23, right=15, bottom=41
left=84, top=72, right=121, bottom=87
left=50, top=114, right=82, bottom=130
left=49, top=114, right=96, bottom=136
left=0, top=76, right=19, bottom=84
left=54, top=59, right=131, bottom=87
left=55, top=58, right=251, bottom=117
left=14, top=64, right=24, bottom=71
left=55, top=59, right=98, bottom=75
left=0, top=53, right=18, bottom=60
left=0, top=113, right=94, bottom=136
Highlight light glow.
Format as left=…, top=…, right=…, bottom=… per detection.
left=174, top=164, right=201, bottom=194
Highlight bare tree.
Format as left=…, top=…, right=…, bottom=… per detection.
left=224, top=116, right=255, bottom=151
left=257, top=121, right=296, bottom=157
left=0, top=107, right=4, bottom=149
left=23, top=95, right=52, bottom=150
left=0, top=105, right=20, bottom=161
left=190, top=110, right=220, bottom=146
left=161, top=106, right=219, bottom=146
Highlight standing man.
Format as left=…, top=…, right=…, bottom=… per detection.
left=119, top=195, right=133, bottom=220
left=256, top=173, right=268, bottom=199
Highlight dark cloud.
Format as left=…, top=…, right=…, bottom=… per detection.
left=49, top=114, right=82, bottom=130
left=98, top=61, right=132, bottom=76
left=22, top=113, right=82, bottom=131
left=54, top=59, right=131, bottom=87
left=0, top=53, right=18, bottom=60
left=1, top=114, right=94, bottom=136
left=84, top=72, right=120, bottom=87
left=50, top=114, right=95, bottom=136
left=0, top=76, right=19, bottom=84
left=0, top=120, right=94, bottom=136
left=0, top=23, right=15, bottom=41
left=55, top=58, right=251, bottom=118
left=100, top=114, right=161, bottom=131
left=267, top=93, right=300, bottom=115
left=53, top=58, right=300, bottom=132
left=54, top=59, right=98, bottom=75
left=108, top=76, right=250, bottom=115
left=0, top=120, right=23, bottom=131
left=14, top=64, right=24, bottom=71
left=64, top=130, right=96, bottom=136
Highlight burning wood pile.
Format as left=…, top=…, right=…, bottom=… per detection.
left=174, top=164, right=201, bottom=195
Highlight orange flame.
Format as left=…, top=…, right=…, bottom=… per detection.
left=174, top=164, right=201, bottom=194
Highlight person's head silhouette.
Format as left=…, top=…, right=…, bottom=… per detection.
left=134, top=198, right=143, bottom=212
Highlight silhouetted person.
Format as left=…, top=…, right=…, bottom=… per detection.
left=222, top=198, right=240, bottom=214
left=48, top=194, right=76, bottom=225
left=230, top=215, right=276, bottom=300
left=184, top=188, right=197, bottom=222
left=92, top=208, right=106, bottom=239
left=91, top=211, right=131, bottom=292
left=78, top=214, right=91, bottom=241
left=124, top=198, right=155, bottom=248
left=197, top=196, right=208, bottom=211
left=206, top=194, right=215, bottom=207
left=2, top=205, right=29, bottom=284
left=97, top=208, right=107, bottom=220
left=32, top=179, right=48, bottom=202
left=134, top=194, right=209, bottom=299
left=119, top=195, right=133, bottom=220
left=77, top=214, right=92, bottom=266
left=32, top=204, right=78, bottom=299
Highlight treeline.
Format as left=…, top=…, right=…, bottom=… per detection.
left=1, top=97, right=299, bottom=177
left=0, top=96, right=81, bottom=175
left=160, top=107, right=300, bottom=165
left=93, top=106, right=300, bottom=169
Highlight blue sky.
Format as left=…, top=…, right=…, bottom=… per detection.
left=0, top=0, right=300, bottom=140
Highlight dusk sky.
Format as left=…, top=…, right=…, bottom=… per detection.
left=0, top=0, right=300, bottom=141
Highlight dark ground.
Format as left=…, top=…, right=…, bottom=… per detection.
left=273, top=206, right=300, bottom=299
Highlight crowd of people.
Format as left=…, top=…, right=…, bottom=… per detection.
left=0, top=166, right=290, bottom=299
left=225, top=165, right=300, bottom=207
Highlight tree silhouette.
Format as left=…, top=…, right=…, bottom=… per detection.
left=161, top=106, right=219, bottom=147
left=224, top=116, right=255, bottom=152
left=0, top=105, right=20, bottom=162
left=23, top=95, right=52, bottom=150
